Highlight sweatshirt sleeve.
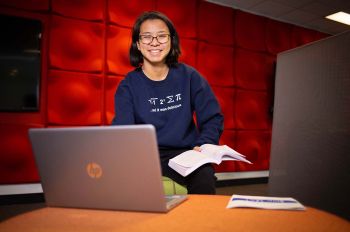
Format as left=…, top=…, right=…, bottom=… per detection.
left=190, top=71, right=224, bottom=146
left=111, top=79, right=135, bottom=125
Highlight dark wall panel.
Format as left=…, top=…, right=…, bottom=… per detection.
left=269, top=31, right=350, bottom=220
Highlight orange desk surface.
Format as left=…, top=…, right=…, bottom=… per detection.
left=1, top=195, right=349, bottom=232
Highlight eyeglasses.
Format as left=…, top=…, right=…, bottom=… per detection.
left=139, top=34, right=170, bottom=45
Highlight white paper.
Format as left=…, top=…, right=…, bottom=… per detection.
left=227, top=194, right=306, bottom=210
left=168, top=144, right=252, bottom=177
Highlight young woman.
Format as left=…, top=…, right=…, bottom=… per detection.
left=112, top=11, right=224, bottom=194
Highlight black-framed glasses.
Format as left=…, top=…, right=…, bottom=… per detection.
left=139, top=34, right=170, bottom=45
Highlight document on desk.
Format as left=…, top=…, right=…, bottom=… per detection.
left=227, top=194, right=306, bottom=210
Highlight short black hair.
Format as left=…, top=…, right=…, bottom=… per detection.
left=129, top=11, right=181, bottom=67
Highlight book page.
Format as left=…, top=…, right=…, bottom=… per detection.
left=201, top=144, right=251, bottom=164
left=168, top=144, right=252, bottom=177
left=199, top=144, right=222, bottom=156
left=170, top=150, right=212, bottom=168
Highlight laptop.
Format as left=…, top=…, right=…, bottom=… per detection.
left=29, top=125, right=187, bottom=213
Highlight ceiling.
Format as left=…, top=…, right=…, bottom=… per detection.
left=206, top=0, right=350, bottom=35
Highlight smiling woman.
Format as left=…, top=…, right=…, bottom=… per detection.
left=111, top=11, right=224, bottom=195
left=137, top=19, right=171, bottom=76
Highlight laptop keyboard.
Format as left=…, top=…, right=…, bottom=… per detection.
left=165, top=195, right=185, bottom=203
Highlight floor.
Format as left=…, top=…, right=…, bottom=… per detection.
left=216, top=183, right=268, bottom=196
left=215, top=178, right=269, bottom=196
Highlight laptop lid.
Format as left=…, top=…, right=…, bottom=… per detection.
left=29, top=125, right=186, bottom=213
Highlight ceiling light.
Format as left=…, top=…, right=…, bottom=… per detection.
left=325, top=12, right=350, bottom=26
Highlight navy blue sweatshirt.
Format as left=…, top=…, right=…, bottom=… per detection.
left=112, top=63, right=224, bottom=149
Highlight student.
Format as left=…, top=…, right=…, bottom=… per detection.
left=112, top=11, right=223, bottom=194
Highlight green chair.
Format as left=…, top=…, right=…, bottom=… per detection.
left=162, top=176, right=187, bottom=195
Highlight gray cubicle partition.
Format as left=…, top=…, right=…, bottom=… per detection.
left=269, top=31, right=350, bottom=220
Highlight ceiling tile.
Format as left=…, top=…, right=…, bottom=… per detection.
left=306, top=17, right=350, bottom=34
left=300, top=2, right=338, bottom=16
left=250, top=0, right=295, bottom=17
left=206, top=0, right=265, bottom=9
left=278, top=9, right=319, bottom=25
left=271, top=0, right=314, bottom=9
left=206, top=0, right=350, bottom=34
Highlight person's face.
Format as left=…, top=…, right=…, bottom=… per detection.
left=137, top=19, right=171, bottom=66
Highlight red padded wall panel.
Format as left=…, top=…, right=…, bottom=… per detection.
left=235, top=10, right=267, bottom=51
left=235, top=90, right=272, bottom=130
left=235, top=48, right=275, bottom=90
left=197, top=42, right=234, bottom=87
left=0, top=0, right=49, bottom=11
left=291, top=26, right=317, bottom=48
left=219, top=129, right=236, bottom=148
left=179, top=38, right=197, bottom=68
left=108, top=0, right=155, bottom=27
left=47, top=70, right=102, bottom=125
left=0, top=124, right=42, bottom=184
left=266, top=19, right=293, bottom=54
left=105, top=75, right=124, bottom=124
left=235, top=130, right=271, bottom=171
left=49, top=16, right=104, bottom=72
left=198, top=1, right=234, bottom=45
left=157, top=0, right=197, bottom=38
left=107, top=25, right=133, bottom=75
left=212, top=87, right=235, bottom=129
left=314, top=31, right=329, bottom=40
left=214, top=160, right=236, bottom=173
left=52, top=0, right=104, bottom=21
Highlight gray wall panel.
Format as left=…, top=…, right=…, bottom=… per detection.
left=269, top=31, right=350, bottom=220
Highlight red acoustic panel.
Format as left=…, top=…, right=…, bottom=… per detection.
left=235, top=10, right=267, bottom=51
left=314, top=31, right=330, bottom=40
left=0, top=124, right=43, bottom=184
left=212, top=87, right=235, bottom=129
left=157, top=0, right=197, bottom=38
left=291, top=26, right=318, bottom=48
left=235, top=48, right=275, bottom=90
left=214, top=129, right=237, bottom=172
left=49, top=16, right=104, bottom=72
left=108, top=0, right=155, bottom=27
left=219, top=129, right=236, bottom=151
left=52, top=0, right=104, bottom=21
left=266, top=19, right=293, bottom=54
left=179, top=38, right=197, bottom=68
left=47, top=70, right=102, bottom=125
left=105, top=75, right=124, bottom=124
left=214, top=160, right=237, bottom=173
left=197, top=42, right=234, bottom=87
left=235, top=90, right=272, bottom=130
left=235, top=130, right=271, bottom=171
left=198, top=1, right=234, bottom=45
left=107, top=25, right=133, bottom=75
left=0, top=0, right=49, bottom=11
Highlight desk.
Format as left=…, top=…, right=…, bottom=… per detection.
left=1, top=195, right=349, bottom=232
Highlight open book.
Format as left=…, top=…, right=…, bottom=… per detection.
left=168, top=144, right=252, bottom=177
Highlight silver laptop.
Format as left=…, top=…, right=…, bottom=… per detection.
left=29, top=125, right=187, bottom=213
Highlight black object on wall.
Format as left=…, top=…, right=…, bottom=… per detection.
left=269, top=31, right=350, bottom=220
left=0, top=14, right=42, bottom=112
